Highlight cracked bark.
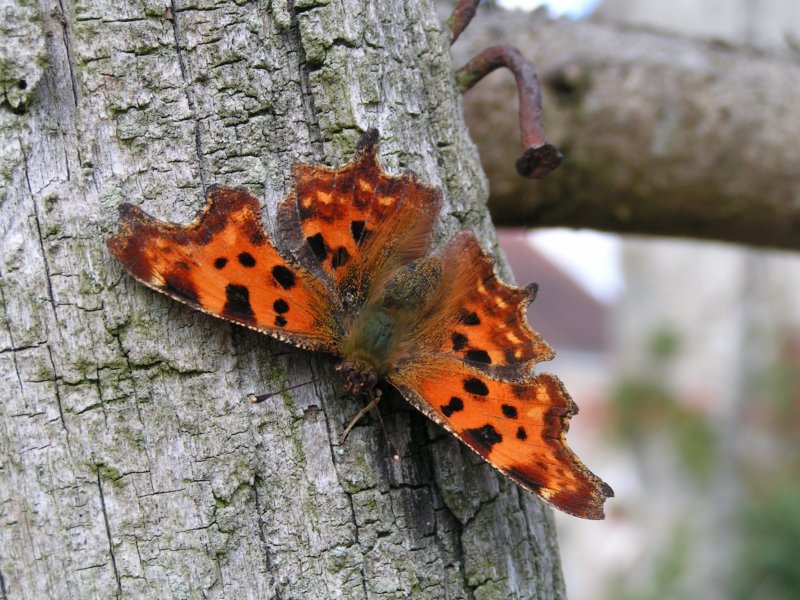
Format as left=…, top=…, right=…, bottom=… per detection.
left=0, top=0, right=565, bottom=599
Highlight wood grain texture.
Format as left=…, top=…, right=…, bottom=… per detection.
left=0, top=0, right=565, bottom=598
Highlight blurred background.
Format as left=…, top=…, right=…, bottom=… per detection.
left=446, top=0, right=800, bottom=598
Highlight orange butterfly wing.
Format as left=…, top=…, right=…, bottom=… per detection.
left=107, top=185, right=341, bottom=352
left=390, top=359, right=613, bottom=519
left=388, top=227, right=612, bottom=519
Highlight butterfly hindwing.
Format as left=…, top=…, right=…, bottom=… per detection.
left=107, top=186, right=341, bottom=352
left=389, top=358, right=613, bottom=519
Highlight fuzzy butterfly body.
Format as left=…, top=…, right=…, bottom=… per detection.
left=108, top=130, right=613, bottom=519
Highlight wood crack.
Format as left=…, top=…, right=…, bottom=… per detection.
left=96, top=468, right=122, bottom=597
left=55, top=0, right=80, bottom=106
left=423, top=440, right=476, bottom=600
left=251, top=475, right=276, bottom=588
left=21, top=141, right=59, bottom=331
left=45, top=344, right=69, bottom=439
left=285, top=0, right=324, bottom=157
left=169, top=0, right=209, bottom=191
left=0, top=281, right=24, bottom=391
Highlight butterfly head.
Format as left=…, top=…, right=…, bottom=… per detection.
left=335, top=358, right=379, bottom=399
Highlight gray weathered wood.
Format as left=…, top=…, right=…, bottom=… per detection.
left=0, top=0, right=566, bottom=598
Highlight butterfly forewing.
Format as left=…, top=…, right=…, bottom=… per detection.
left=108, top=186, right=340, bottom=351
left=277, top=133, right=442, bottom=307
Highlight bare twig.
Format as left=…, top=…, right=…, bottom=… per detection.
left=447, top=0, right=480, bottom=44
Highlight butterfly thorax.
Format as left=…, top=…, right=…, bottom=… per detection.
left=337, top=257, right=443, bottom=397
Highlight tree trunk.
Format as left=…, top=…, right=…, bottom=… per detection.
left=455, top=10, right=800, bottom=252
left=0, top=0, right=566, bottom=598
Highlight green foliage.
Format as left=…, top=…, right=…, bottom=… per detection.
left=648, top=327, right=680, bottom=361
left=610, top=326, right=716, bottom=480
left=732, top=335, right=800, bottom=600
left=606, top=523, right=693, bottom=600
left=734, top=482, right=800, bottom=600
left=609, top=326, right=800, bottom=599
left=759, top=356, right=800, bottom=428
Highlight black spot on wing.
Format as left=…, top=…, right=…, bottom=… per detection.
left=516, top=426, right=528, bottom=440
left=504, top=347, right=524, bottom=365
left=273, top=299, right=289, bottom=314
left=331, top=247, right=350, bottom=269
left=306, top=233, right=328, bottom=261
left=440, top=396, right=464, bottom=417
left=272, top=265, right=296, bottom=289
left=463, top=377, right=489, bottom=397
left=511, top=384, right=528, bottom=399
left=275, top=315, right=287, bottom=327
left=464, top=424, right=503, bottom=454
left=223, top=284, right=255, bottom=324
left=214, top=257, right=228, bottom=270
left=460, top=310, right=481, bottom=326
left=350, top=220, right=365, bottom=243
left=466, top=349, right=491, bottom=364
left=451, top=332, right=468, bottom=352
left=501, top=404, right=518, bottom=419
left=249, top=230, right=267, bottom=246
left=238, top=252, right=256, bottom=267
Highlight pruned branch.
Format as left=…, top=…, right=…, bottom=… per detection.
left=455, top=10, right=800, bottom=251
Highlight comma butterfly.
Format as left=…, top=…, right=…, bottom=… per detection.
left=107, top=130, right=613, bottom=519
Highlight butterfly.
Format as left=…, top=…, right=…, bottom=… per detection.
left=107, top=130, right=613, bottom=519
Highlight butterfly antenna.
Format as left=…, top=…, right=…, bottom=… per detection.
left=249, top=379, right=319, bottom=404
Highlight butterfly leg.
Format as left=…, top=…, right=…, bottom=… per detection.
left=339, top=388, right=383, bottom=444
left=248, top=379, right=319, bottom=404
left=371, top=402, right=401, bottom=462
